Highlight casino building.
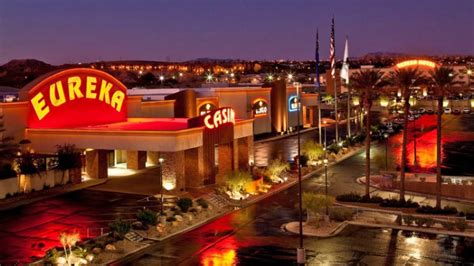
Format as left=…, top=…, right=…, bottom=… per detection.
left=0, top=68, right=320, bottom=192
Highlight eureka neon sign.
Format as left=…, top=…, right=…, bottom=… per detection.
left=27, top=68, right=128, bottom=129
left=204, top=107, right=235, bottom=129
left=396, top=59, right=437, bottom=69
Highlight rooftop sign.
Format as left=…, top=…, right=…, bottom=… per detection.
left=396, top=59, right=437, bottom=69
left=27, top=68, right=127, bottom=128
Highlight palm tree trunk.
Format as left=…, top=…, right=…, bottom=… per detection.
left=436, top=96, right=443, bottom=208
left=365, top=104, right=371, bottom=198
left=400, top=101, right=410, bottom=202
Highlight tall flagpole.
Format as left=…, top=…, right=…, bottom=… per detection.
left=330, top=16, right=339, bottom=142
left=315, top=29, right=322, bottom=145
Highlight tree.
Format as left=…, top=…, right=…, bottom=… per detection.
left=302, top=192, right=334, bottom=227
left=350, top=69, right=385, bottom=198
left=56, top=144, right=82, bottom=184
left=388, top=67, right=425, bottom=202
left=301, top=140, right=324, bottom=162
left=428, top=67, right=458, bottom=209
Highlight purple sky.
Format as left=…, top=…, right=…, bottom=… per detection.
left=0, top=0, right=472, bottom=65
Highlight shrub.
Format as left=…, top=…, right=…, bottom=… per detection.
left=330, top=208, right=354, bottom=222
left=403, top=215, right=415, bottom=226
left=455, top=219, right=468, bottom=231
left=336, top=192, right=362, bottom=202
left=425, top=218, right=435, bottom=228
left=301, top=140, right=324, bottom=162
left=0, top=164, right=17, bottom=179
left=136, top=209, right=158, bottom=226
left=361, top=194, right=384, bottom=203
left=225, top=170, right=254, bottom=197
left=414, top=217, right=427, bottom=227
left=380, top=198, right=419, bottom=208
left=416, top=205, right=458, bottom=215
left=56, top=144, right=82, bottom=170
left=177, top=198, right=193, bottom=213
left=302, top=192, right=334, bottom=216
left=298, top=154, right=309, bottom=167
left=265, top=159, right=289, bottom=182
left=196, top=198, right=209, bottom=209
left=166, top=216, right=177, bottom=222
left=327, top=143, right=341, bottom=154
left=441, top=221, right=455, bottom=230
left=108, top=219, right=131, bottom=240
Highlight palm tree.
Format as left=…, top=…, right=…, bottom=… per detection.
left=429, top=67, right=458, bottom=209
left=388, top=68, right=424, bottom=202
left=351, top=69, right=385, bottom=198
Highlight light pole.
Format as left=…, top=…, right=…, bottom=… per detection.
left=323, top=120, right=327, bottom=149
left=383, top=132, right=389, bottom=171
left=158, top=157, right=165, bottom=215
left=295, top=82, right=305, bottom=265
left=323, top=158, right=329, bottom=216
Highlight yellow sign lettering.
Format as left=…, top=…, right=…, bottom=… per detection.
left=99, top=80, right=113, bottom=104
left=31, top=92, right=50, bottom=120
left=111, top=90, right=125, bottom=112
left=68, top=76, right=83, bottom=100
left=86, top=76, right=97, bottom=99
left=49, top=81, right=66, bottom=107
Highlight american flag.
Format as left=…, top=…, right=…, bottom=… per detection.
left=330, top=16, right=335, bottom=78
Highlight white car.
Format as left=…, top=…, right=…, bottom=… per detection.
left=444, top=108, right=452, bottom=114
left=463, top=107, right=471, bottom=114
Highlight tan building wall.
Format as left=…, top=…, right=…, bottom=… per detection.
left=0, top=102, right=28, bottom=142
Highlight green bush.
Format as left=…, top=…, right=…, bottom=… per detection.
left=414, top=217, right=427, bottom=227
left=327, top=143, right=341, bottom=154
left=361, top=194, right=384, bottom=203
left=136, top=209, right=158, bottom=226
left=380, top=198, right=419, bottom=208
left=441, top=221, right=455, bottom=230
left=298, top=154, right=309, bottom=167
left=416, top=205, right=458, bottom=215
left=336, top=192, right=362, bottom=202
left=455, top=219, right=468, bottom=231
left=425, top=218, right=435, bottom=228
left=403, top=215, right=415, bottom=226
left=330, top=208, right=354, bottom=222
left=196, top=198, right=209, bottom=209
left=108, top=219, right=131, bottom=240
left=177, top=198, right=193, bottom=212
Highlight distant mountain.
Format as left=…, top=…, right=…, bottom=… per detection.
left=185, top=58, right=240, bottom=63
left=0, top=59, right=57, bottom=88
left=360, top=52, right=409, bottom=59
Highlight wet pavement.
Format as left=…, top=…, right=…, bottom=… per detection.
left=131, top=149, right=474, bottom=265
left=0, top=190, right=158, bottom=264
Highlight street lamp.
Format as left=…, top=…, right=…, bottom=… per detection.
left=323, top=158, right=329, bottom=216
left=159, top=75, right=164, bottom=86
left=383, top=132, right=389, bottom=171
left=158, top=157, right=165, bottom=215
left=323, top=120, right=327, bottom=149
left=295, top=82, right=305, bottom=265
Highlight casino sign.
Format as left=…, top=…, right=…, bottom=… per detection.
left=252, top=99, right=268, bottom=117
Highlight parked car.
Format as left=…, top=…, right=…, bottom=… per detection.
left=419, top=108, right=426, bottom=114
left=463, top=107, right=471, bottom=114
left=444, top=108, right=452, bottom=114
left=426, top=109, right=434, bottom=114
left=453, top=109, right=461, bottom=115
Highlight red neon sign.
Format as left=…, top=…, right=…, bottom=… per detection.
left=27, top=68, right=128, bottom=128
left=203, top=107, right=235, bottom=129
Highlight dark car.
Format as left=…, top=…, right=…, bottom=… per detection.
left=453, top=109, right=461, bottom=115
left=426, top=109, right=434, bottom=114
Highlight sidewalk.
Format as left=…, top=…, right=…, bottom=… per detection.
left=0, top=178, right=107, bottom=211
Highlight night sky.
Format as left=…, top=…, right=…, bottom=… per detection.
left=0, top=0, right=472, bottom=65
